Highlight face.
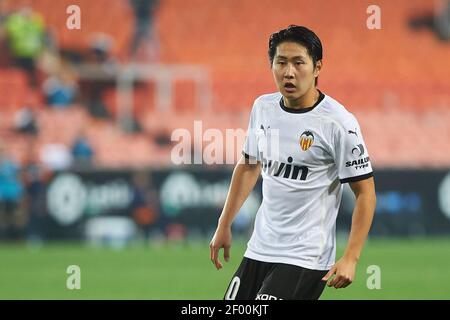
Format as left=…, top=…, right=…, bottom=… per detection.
left=272, top=41, right=321, bottom=102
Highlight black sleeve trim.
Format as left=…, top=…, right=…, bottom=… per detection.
left=340, top=172, right=373, bottom=184
left=242, top=151, right=256, bottom=160
left=242, top=151, right=260, bottom=164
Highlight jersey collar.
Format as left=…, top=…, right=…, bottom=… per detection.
left=279, top=90, right=325, bottom=114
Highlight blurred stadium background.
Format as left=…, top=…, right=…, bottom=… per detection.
left=0, top=0, right=449, bottom=299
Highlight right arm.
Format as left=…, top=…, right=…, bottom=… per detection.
left=209, top=155, right=261, bottom=270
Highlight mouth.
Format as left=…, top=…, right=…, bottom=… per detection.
left=284, top=83, right=296, bottom=93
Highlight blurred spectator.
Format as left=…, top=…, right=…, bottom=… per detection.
left=409, top=0, right=450, bottom=41
left=0, top=143, right=24, bottom=239
left=154, top=130, right=172, bottom=147
left=4, top=6, right=45, bottom=86
left=42, top=59, right=79, bottom=107
left=86, top=95, right=112, bottom=119
left=129, top=0, right=160, bottom=61
left=22, top=146, right=48, bottom=245
left=0, top=2, right=12, bottom=67
left=81, top=33, right=117, bottom=119
left=121, top=113, right=143, bottom=134
left=40, top=143, right=73, bottom=172
left=433, top=0, right=450, bottom=40
left=13, top=106, right=38, bottom=136
left=71, top=132, right=95, bottom=168
left=0, top=0, right=9, bottom=27
left=130, top=171, right=159, bottom=242
left=88, top=33, right=118, bottom=70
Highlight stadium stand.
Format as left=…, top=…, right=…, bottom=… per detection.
left=0, top=0, right=449, bottom=168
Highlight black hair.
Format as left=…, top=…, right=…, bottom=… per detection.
left=268, top=25, right=323, bottom=85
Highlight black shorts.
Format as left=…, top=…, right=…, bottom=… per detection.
left=224, top=257, right=328, bottom=300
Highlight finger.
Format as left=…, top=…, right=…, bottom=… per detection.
left=223, top=246, right=230, bottom=262
left=340, top=277, right=353, bottom=288
left=327, top=276, right=337, bottom=287
left=334, top=276, right=351, bottom=289
left=327, top=273, right=341, bottom=287
left=333, top=277, right=346, bottom=289
left=210, top=245, right=222, bottom=269
left=214, top=251, right=222, bottom=269
left=216, top=258, right=223, bottom=269
left=209, top=244, right=214, bottom=261
left=322, top=266, right=336, bottom=281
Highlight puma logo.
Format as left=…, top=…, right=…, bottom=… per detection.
left=348, top=129, right=358, bottom=137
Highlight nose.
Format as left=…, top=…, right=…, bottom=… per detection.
left=284, top=63, right=295, bottom=79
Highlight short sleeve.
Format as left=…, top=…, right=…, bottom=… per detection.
left=242, top=101, right=260, bottom=162
left=334, top=114, right=373, bottom=183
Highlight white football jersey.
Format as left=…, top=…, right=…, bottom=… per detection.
left=242, top=90, right=373, bottom=270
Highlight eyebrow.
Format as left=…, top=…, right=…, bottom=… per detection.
left=275, top=55, right=307, bottom=60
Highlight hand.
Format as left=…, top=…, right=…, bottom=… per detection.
left=322, top=256, right=357, bottom=289
left=209, top=225, right=232, bottom=270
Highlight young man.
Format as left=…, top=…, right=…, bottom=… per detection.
left=209, top=25, right=376, bottom=300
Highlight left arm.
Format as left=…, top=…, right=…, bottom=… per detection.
left=322, top=176, right=376, bottom=289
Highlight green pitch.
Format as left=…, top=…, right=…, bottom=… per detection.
left=0, top=237, right=449, bottom=299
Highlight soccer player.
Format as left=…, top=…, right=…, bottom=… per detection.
left=209, top=25, right=376, bottom=300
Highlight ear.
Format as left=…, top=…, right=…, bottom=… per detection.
left=314, top=60, right=323, bottom=77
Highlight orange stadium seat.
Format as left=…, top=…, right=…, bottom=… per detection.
left=148, top=0, right=450, bottom=167
left=155, top=0, right=450, bottom=112
left=28, top=0, right=134, bottom=61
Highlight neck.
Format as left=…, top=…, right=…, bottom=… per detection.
left=283, top=87, right=319, bottom=109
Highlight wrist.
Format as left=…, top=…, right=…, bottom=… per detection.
left=342, top=251, right=360, bottom=262
left=218, top=217, right=233, bottom=229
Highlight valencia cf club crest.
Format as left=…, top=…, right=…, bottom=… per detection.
left=300, top=131, right=314, bottom=151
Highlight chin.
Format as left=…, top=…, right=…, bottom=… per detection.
left=282, top=90, right=300, bottom=99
